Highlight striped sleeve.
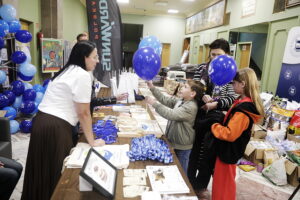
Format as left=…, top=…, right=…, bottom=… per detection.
left=216, top=83, right=238, bottom=110
left=193, top=63, right=207, bottom=81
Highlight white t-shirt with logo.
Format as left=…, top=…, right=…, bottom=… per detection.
left=38, top=65, right=92, bottom=126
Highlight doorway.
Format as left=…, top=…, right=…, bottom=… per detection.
left=236, top=42, right=252, bottom=69
left=161, top=43, right=171, bottom=67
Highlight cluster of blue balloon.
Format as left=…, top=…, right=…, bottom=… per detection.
left=0, top=79, right=49, bottom=134
left=208, top=55, right=237, bottom=86
left=133, top=36, right=162, bottom=80
left=0, top=4, right=34, bottom=85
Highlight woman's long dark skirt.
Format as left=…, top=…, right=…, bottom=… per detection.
left=21, top=111, right=74, bottom=200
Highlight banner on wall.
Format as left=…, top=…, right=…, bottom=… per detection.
left=86, top=0, right=122, bottom=87
left=276, top=27, right=300, bottom=102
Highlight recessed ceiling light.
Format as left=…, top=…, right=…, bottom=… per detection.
left=155, top=1, right=168, bottom=6
left=168, top=9, right=179, bottom=14
left=117, top=0, right=129, bottom=3
left=182, top=0, right=195, bottom=2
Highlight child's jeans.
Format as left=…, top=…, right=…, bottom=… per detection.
left=174, top=149, right=191, bottom=175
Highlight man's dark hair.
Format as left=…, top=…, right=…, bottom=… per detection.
left=76, top=33, right=86, bottom=42
left=209, top=38, right=230, bottom=54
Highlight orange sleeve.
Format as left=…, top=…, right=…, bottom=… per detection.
left=211, top=112, right=250, bottom=142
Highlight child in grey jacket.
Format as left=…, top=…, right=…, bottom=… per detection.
left=146, top=80, right=204, bottom=174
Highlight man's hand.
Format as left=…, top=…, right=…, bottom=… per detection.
left=0, top=161, right=4, bottom=168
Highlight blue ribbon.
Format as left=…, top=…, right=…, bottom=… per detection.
left=127, top=134, right=173, bottom=164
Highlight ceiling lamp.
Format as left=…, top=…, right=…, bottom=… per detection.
left=168, top=9, right=179, bottom=14
left=117, top=0, right=129, bottom=3
left=154, top=1, right=168, bottom=6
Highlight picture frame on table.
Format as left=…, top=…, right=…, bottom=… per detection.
left=286, top=0, right=300, bottom=8
left=80, top=148, right=117, bottom=199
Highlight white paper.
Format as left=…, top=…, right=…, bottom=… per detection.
left=146, top=165, right=190, bottom=194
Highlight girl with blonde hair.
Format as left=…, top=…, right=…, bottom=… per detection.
left=211, top=68, right=264, bottom=200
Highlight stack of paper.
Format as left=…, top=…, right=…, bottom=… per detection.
left=65, top=143, right=130, bottom=169
left=146, top=165, right=190, bottom=194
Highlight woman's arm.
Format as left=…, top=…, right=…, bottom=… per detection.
left=75, top=102, right=105, bottom=147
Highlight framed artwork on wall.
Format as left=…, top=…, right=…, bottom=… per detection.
left=41, top=38, right=63, bottom=73
left=286, top=0, right=300, bottom=8
left=185, top=0, right=226, bottom=34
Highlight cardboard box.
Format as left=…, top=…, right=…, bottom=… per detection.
left=244, top=139, right=274, bottom=165
left=285, top=159, right=300, bottom=186
left=252, top=124, right=267, bottom=139
left=287, top=133, right=300, bottom=143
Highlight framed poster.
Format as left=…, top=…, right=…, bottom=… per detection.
left=80, top=148, right=117, bottom=199
left=41, top=38, right=63, bottom=73
left=286, top=0, right=300, bottom=7
left=185, top=0, right=226, bottom=34
left=241, top=0, right=256, bottom=17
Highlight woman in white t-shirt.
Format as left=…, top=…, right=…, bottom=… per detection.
left=21, top=41, right=105, bottom=200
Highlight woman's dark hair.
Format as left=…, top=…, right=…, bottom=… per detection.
left=209, top=38, right=230, bottom=54
left=51, top=41, right=96, bottom=81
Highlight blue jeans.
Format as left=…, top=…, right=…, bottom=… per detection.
left=174, top=149, right=191, bottom=175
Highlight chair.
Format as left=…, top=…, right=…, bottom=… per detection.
left=0, top=117, right=12, bottom=159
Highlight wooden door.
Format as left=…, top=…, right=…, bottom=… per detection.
left=236, top=42, right=252, bottom=69
left=204, top=44, right=210, bottom=62
left=161, top=43, right=170, bottom=67
left=198, top=46, right=203, bottom=63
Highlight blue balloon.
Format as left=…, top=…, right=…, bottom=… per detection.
left=12, top=96, right=22, bottom=109
left=133, top=47, right=161, bottom=80
left=30, top=102, right=39, bottom=114
left=23, top=82, right=33, bottom=90
left=0, top=93, right=9, bottom=108
left=23, top=89, right=36, bottom=101
left=17, top=72, right=34, bottom=81
left=138, top=36, right=162, bottom=55
left=0, top=4, right=16, bottom=22
left=0, top=70, right=6, bottom=84
left=18, top=63, right=36, bottom=77
left=8, top=20, right=21, bottom=33
left=9, top=120, right=19, bottom=134
left=15, top=30, right=32, bottom=43
left=35, top=92, right=44, bottom=104
left=208, top=55, right=237, bottom=86
left=11, top=80, right=25, bottom=96
left=43, top=79, right=50, bottom=87
left=33, top=84, right=45, bottom=93
left=11, top=51, right=27, bottom=64
left=3, top=90, right=16, bottom=105
left=3, top=106, right=17, bottom=120
left=20, top=100, right=36, bottom=114
left=0, top=37, right=4, bottom=49
left=20, top=119, right=32, bottom=133
left=0, top=20, right=9, bottom=37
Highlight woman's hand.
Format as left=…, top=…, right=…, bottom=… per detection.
left=202, top=95, right=213, bottom=103
left=146, top=81, right=154, bottom=89
left=145, top=96, right=156, bottom=105
left=201, top=102, right=218, bottom=111
left=116, top=93, right=128, bottom=101
left=91, top=139, right=105, bottom=147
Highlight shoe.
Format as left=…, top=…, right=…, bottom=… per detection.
left=195, top=189, right=210, bottom=200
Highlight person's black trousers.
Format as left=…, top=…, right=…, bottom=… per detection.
left=0, top=157, right=23, bottom=200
